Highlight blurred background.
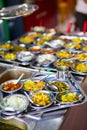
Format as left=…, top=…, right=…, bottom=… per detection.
left=0, top=0, right=77, bottom=42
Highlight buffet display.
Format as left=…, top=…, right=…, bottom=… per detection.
left=0, top=66, right=86, bottom=120
left=0, top=28, right=87, bottom=75
left=0, top=27, right=87, bottom=121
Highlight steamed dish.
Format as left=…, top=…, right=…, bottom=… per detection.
left=1, top=94, right=28, bottom=111
left=36, top=54, right=56, bottom=64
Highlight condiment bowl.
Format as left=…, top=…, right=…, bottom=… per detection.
left=0, top=79, right=23, bottom=94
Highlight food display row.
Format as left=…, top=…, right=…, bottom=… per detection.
left=0, top=28, right=87, bottom=76
left=0, top=63, right=86, bottom=121
left=0, top=27, right=87, bottom=121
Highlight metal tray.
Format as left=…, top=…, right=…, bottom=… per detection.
left=0, top=64, right=86, bottom=120
left=0, top=66, right=86, bottom=115
left=24, top=74, right=86, bottom=115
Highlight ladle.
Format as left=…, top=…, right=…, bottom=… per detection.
left=47, top=82, right=58, bottom=91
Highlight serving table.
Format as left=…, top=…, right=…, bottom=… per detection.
left=0, top=31, right=87, bottom=130
left=0, top=61, right=86, bottom=130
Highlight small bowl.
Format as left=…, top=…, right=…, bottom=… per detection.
left=0, top=94, right=29, bottom=114
left=71, top=61, right=87, bottom=74
left=45, top=39, right=65, bottom=49
left=36, top=54, right=57, bottom=66
left=56, top=50, right=74, bottom=59
left=0, top=79, right=23, bottom=94
left=42, top=48, right=56, bottom=54
left=54, top=59, right=73, bottom=68
left=23, top=79, right=46, bottom=92
left=17, top=51, right=34, bottom=62
left=28, top=90, right=54, bottom=109
left=56, top=90, right=83, bottom=104
left=46, top=80, right=70, bottom=92
left=29, top=46, right=42, bottom=53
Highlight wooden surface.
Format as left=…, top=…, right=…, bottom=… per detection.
left=60, top=76, right=87, bottom=130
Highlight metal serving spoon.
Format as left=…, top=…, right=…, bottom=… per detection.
left=0, top=107, right=19, bottom=116
left=15, top=73, right=24, bottom=84
left=47, top=82, right=58, bottom=92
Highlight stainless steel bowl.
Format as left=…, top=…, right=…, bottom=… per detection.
left=17, top=51, right=34, bottom=62
left=0, top=94, right=29, bottom=115
left=23, top=79, right=45, bottom=92
left=56, top=90, right=83, bottom=104
left=0, top=79, right=23, bottom=94
left=46, top=80, right=70, bottom=92
left=36, top=54, right=57, bottom=67
left=28, top=90, right=54, bottom=109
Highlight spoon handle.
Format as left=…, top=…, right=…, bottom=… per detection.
left=15, top=73, right=24, bottom=84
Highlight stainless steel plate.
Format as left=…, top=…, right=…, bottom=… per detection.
left=0, top=3, right=38, bottom=20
